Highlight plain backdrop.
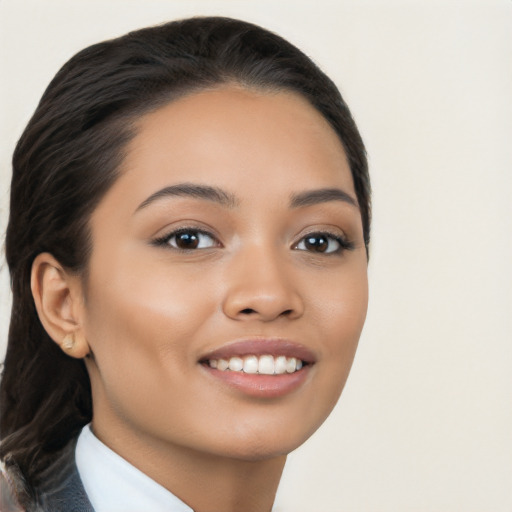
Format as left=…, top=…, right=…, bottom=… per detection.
left=1, top=1, right=511, bottom=511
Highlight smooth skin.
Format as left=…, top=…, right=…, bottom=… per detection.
left=32, top=86, right=368, bottom=512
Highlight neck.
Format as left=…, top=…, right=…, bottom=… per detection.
left=91, top=418, right=286, bottom=512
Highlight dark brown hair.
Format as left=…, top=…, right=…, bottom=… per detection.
left=0, top=16, right=370, bottom=490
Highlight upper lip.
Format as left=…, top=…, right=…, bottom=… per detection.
left=199, top=338, right=317, bottom=364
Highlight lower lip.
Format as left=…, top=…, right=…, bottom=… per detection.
left=201, top=364, right=312, bottom=398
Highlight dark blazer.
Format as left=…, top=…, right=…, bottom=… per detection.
left=3, top=440, right=95, bottom=512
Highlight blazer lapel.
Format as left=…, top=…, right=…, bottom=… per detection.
left=34, top=438, right=94, bottom=512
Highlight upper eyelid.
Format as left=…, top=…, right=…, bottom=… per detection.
left=170, top=227, right=215, bottom=236
left=152, top=222, right=219, bottom=239
left=293, top=227, right=348, bottom=242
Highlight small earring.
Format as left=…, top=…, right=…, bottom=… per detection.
left=62, top=333, right=75, bottom=351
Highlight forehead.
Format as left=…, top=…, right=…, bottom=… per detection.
left=107, top=86, right=355, bottom=210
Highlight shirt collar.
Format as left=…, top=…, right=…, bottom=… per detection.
left=75, top=424, right=193, bottom=512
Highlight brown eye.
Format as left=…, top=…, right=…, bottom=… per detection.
left=295, top=233, right=342, bottom=254
left=167, top=230, right=217, bottom=250
left=304, top=235, right=328, bottom=252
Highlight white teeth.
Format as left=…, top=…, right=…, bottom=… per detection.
left=228, top=356, right=243, bottom=372
left=274, top=356, right=287, bottom=374
left=207, top=355, right=305, bottom=374
left=258, top=355, right=274, bottom=375
left=217, top=358, right=229, bottom=371
left=286, top=357, right=297, bottom=373
left=243, top=355, right=259, bottom=374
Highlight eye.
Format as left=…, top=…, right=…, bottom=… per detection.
left=294, top=232, right=349, bottom=254
left=155, top=229, right=218, bottom=250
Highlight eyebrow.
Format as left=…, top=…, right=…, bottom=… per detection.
left=290, top=188, right=358, bottom=209
left=135, top=183, right=238, bottom=212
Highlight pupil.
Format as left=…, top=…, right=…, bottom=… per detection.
left=177, top=232, right=199, bottom=249
left=305, top=236, right=327, bottom=252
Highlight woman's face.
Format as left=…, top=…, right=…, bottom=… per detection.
left=81, top=86, right=368, bottom=461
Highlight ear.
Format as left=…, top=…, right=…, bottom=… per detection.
left=31, top=252, right=90, bottom=359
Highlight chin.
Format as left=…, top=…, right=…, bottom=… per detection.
left=218, top=440, right=296, bottom=463
left=202, top=415, right=323, bottom=462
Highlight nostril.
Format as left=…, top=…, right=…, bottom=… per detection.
left=239, top=307, right=294, bottom=317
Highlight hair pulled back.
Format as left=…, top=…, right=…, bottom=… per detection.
left=0, top=16, right=370, bottom=489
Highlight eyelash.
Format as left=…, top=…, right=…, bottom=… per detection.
left=152, top=227, right=354, bottom=254
left=152, top=228, right=219, bottom=251
left=293, top=231, right=354, bottom=254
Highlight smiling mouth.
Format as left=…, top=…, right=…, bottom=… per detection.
left=205, top=354, right=306, bottom=375
left=199, top=338, right=315, bottom=397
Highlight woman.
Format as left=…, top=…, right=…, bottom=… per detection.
left=0, top=16, right=370, bottom=512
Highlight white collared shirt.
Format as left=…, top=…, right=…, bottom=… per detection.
left=75, top=425, right=193, bottom=512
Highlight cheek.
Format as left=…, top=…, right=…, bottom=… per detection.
left=81, top=252, right=218, bottom=405
left=84, top=251, right=214, bottom=346
left=313, top=257, right=368, bottom=351
left=308, top=260, right=368, bottom=404
left=81, top=260, right=213, bottom=436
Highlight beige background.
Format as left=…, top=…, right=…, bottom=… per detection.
left=1, top=1, right=511, bottom=510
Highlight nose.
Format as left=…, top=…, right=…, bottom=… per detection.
left=222, top=246, right=304, bottom=322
